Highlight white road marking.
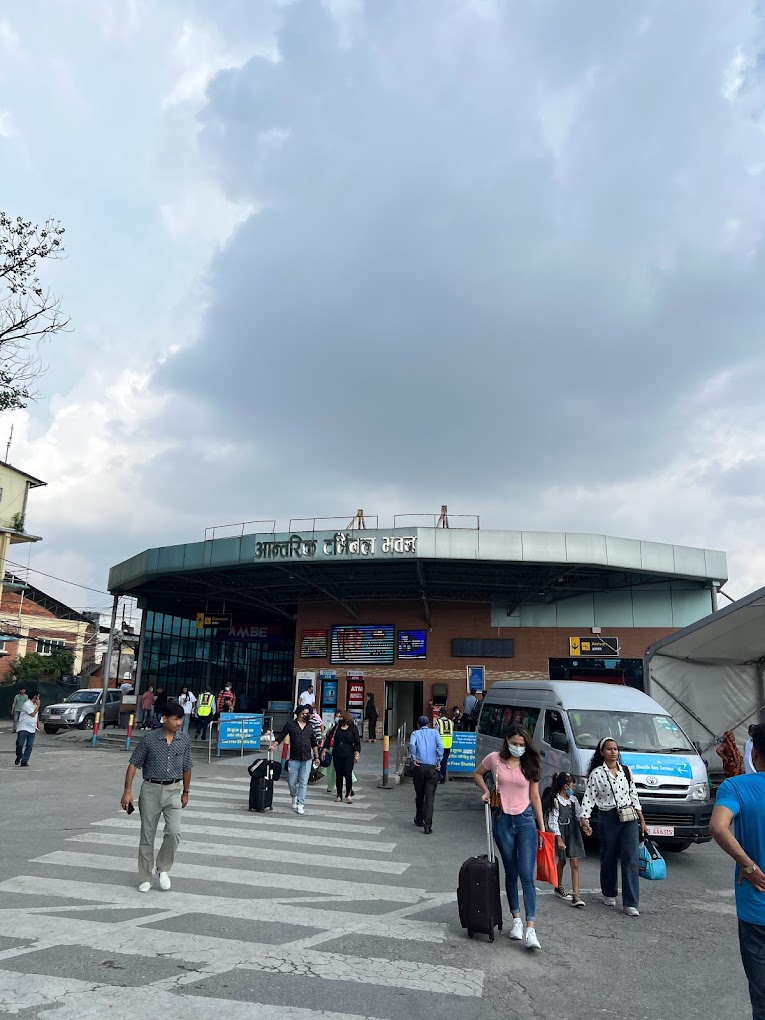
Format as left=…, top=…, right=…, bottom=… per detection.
left=90, top=816, right=397, bottom=852
left=189, top=795, right=377, bottom=820
left=182, top=809, right=383, bottom=834
left=32, top=852, right=425, bottom=901
left=190, top=784, right=373, bottom=809
left=0, top=877, right=448, bottom=942
left=0, top=911, right=481, bottom=997
left=0, top=972, right=386, bottom=1020
left=69, top=831, right=409, bottom=875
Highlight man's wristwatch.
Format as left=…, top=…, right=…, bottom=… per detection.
left=743, top=863, right=758, bottom=875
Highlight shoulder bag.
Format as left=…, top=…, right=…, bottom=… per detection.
left=605, top=768, right=639, bottom=824
left=489, top=756, right=502, bottom=811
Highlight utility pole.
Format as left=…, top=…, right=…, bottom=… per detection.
left=101, top=596, right=119, bottom=707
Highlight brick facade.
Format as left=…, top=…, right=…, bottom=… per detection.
left=294, top=599, right=675, bottom=726
left=0, top=588, right=96, bottom=682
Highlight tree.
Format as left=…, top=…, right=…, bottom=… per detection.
left=10, top=647, right=75, bottom=684
left=0, top=212, right=68, bottom=411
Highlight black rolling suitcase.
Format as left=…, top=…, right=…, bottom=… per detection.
left=457, top=802, right=503, bottom=941
left=248, top=749, right=277, bottom=812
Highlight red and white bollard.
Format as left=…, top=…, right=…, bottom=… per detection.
left=125, top=713, right=135, bottom=751
left=377, top=734, right=392, bottom=790
left=91, top=710, right=101, bottom=748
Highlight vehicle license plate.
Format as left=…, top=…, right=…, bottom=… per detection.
left=645, top=825, right=674, bottom=837
left=49, top=714, right=61, bottom=720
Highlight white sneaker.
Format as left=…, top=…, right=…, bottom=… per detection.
left=292, top=797, right=298, bottom=809
left=624, top=906, right=640, bottom=917
left=157, top=871, right=171, bottom=891
left=602, top=895, right=617, bottom=907
left=137, top=881, right=151, bottom=893
left=509, top=917, right=524, bottom=940
left=296, top=804, right=305, bottom=815
left=525, top=927, right=541, bottom=950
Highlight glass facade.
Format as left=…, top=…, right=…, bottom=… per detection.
left=142, top=611, right=294, bottom=709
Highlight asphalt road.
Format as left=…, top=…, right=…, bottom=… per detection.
left=0, top=726, right=754, bottom=1020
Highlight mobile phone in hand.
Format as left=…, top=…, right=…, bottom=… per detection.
left=126, top=802, right=135, bottom=815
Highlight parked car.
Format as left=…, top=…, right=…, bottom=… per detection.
left=41, top=688, right=122, bottom=733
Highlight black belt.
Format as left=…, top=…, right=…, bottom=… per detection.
left=146, top=778, right=181, bottom=785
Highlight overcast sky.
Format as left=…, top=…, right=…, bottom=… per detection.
left=1, top=0, right=764, bottom=611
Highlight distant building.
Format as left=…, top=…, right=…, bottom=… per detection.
left=0, top=576, right=98, bottom=682
left=0, top=460, right=46, bottom=603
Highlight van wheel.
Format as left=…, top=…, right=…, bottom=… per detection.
left=44, top=725, right=59, bottom=734
left=79, top=716, right=95, bottom=730
left=661, top=841, right=691, bottom=852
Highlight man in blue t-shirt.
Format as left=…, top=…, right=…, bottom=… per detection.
left=711, top=723, right=765, bottom=1019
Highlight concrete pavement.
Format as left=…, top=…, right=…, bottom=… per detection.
left=0, top=725, right=754, bottom=1019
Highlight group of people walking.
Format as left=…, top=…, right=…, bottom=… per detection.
left=137, top=684, right=237, bottom=737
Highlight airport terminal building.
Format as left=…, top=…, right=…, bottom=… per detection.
left=108, top=525, right=727, bottom=734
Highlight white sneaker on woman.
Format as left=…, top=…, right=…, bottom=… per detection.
left=525, top=927, right=541, bottom=950
left=624, top=906, right=640, bottom=917
left=602, top=895, right=617, bottom=907
left=509, top=917, right=524, bottom=940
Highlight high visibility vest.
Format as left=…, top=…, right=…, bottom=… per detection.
left=436, top=717, right=453, bottom=749
left=197, top=693, right=215, bottom=717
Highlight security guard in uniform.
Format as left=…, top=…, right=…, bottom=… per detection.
left=195, top=690, right=215, bottom=740
left=435, top=707, right=454, bottom=784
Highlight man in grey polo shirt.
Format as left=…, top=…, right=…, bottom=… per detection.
left=121, top=701, right=192, bottom=893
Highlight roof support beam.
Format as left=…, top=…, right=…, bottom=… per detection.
left=416, top=561, right=431, bottom=628
left=273, top=565, right=360, bottom=621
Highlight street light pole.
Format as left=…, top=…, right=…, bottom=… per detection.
left=101, top=596, right=119, bottom=708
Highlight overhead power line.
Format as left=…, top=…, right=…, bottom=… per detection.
left=5, top=559, right=111, bottom=596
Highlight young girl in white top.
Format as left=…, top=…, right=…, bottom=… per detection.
left=543, top=772, right=586, bottom=908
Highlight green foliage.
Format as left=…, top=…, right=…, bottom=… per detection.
left=10, top=511, right=24, bottom=532
left=10, top=647, right=75, bottom=683
left=0, top=212, right=68, bottom=411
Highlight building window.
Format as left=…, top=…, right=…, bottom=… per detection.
left=37, top=638, right=66, bottom=656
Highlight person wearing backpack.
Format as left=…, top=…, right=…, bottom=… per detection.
left=435, top=708, right=454, bottom=783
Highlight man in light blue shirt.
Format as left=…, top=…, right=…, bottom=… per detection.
left=409, top=716, right=443, bottom=835
left=711, top=723, right=765, bottom=1019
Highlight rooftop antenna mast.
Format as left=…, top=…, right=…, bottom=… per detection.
left=5, top=424, right=13, bottom=462
left=436, top=504, right=449, bottom=528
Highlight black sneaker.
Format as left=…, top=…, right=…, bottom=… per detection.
left=414, top=817, right=424, bottom=827
left=14, top=757, right=20, bottom=765
left=19, top=761, right=29, bottom=767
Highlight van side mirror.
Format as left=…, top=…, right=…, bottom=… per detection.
left=550, top=732, right=569, bottom=753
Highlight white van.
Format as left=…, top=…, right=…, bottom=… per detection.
left=475, top=680, right=712, bottom=851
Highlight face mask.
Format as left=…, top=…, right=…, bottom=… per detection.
left=507, top=744, right=526, bottom=758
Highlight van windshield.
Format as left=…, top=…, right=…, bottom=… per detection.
left=567, top=710, right=695, bottom=754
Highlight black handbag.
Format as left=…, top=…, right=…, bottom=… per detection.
left=404, top=757, right=415, bottom=779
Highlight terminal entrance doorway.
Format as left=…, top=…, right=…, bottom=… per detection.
left=384, top=680, right=423, bottom=738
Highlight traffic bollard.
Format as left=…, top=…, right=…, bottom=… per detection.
left=125, top=713, right=135, bottom=751
left=91, top=711, right=101, bottom=748
left=377, top=734, right=392, bottom=790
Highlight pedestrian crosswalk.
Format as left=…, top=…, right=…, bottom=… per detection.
left=0, top=764, right=486, bottom=1018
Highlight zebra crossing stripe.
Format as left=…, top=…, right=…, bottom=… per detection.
left=0, top=972, right=385, bottom=1019
left=32, top=852, right=426, bottom=901
left=89, top=817, right=397, bottom=853
left=188, top=795, right=377, bottom=820
left=0, top=910, right=482, bottom=997
left=68, top=831, right=410, bottom=875
left=0, top=877, right=448, bottom=943
left=190, top=784, right=373, bottom=809
left=182, top=809, right=383, bottom=834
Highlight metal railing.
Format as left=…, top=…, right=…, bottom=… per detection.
left=288, top=515, right=380, bottom=532
left=393, top=513, right=480, bottom=529
left=395, top=723, right=409, bottom=776
left=204, top=520, right=276, bottom=542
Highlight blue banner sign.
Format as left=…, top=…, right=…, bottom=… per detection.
left=218, top=713, right=264, bottom=750
left=321, top=679, right=338, bottom=709
left=468, top=665, right=485, bottom=693
left=620, top=753, right=693, bottom=780
left=448, top=732, right=477, bottom=775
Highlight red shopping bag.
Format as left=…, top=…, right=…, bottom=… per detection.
left=536, top=831, right=557, bottom=885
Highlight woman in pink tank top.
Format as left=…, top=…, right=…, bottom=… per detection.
left=474, top=724, right=546, bottom=950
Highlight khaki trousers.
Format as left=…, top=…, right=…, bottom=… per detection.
left=137, top=781, right=182, bottom=883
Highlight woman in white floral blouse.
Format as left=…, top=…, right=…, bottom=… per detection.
left=580, top=737, right=646, bottom=917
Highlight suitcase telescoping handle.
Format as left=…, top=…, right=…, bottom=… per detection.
left=484, top=801, right=495, bottom=864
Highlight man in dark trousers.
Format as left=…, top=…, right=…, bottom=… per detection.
left=269, top=704, right=319, bottom=815
left=364, top=692, right=378, bottom=743
left=711, top=722, right=765, bottom=1019
left=121, top=701, right=192, bottom=893
left=409, top=715, right=443, bottom=835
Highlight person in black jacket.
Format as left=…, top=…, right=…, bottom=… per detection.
left=364, top=692, right=378, bottom=743
left=269, top=705, right=319, bottom=815
left=329, top=711, right=361, bottom=804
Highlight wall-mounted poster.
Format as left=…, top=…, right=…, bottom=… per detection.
left=398, top=630, right=427, bottom=659
left=346, top=671, right=365, bottom=709
left=301, top=629, right=328, bottom=658
left=330, top=625, right=395, bottom=664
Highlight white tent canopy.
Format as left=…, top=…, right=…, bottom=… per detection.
left=645, top=585, right=765, bottom=765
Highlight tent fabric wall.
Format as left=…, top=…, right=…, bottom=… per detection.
left=648, top=654, right=759, bottom=757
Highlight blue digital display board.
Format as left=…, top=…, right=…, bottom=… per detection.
left=398, top=630, right=427, bottom=659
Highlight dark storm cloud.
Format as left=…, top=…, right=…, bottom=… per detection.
left=156, top=0, right=765, bottom=516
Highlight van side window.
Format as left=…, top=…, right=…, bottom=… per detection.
left=479, top=704, right=540, bottom=739
left=544, top=710, right=566, bottom=745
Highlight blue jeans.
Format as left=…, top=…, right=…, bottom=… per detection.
left=492, top=806, right=538, bottom=922
left=181, top=715, right=191, bottom=734
left=15, top=730, right=35, bottom=764
left=740, top=919, right=765, bottom=1020
left=598, top=807, right=639, bottom=908
left=287, top=759, right=312, bottom=807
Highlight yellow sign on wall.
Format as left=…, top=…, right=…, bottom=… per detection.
left=569, top=636, right=619, bottom=657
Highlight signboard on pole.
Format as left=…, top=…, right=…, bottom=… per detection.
left=217, top=713, right=264, bottom=750
left=196, top=612, right=232, bottom=630
left=569, top=636, right=619, bottom=657
left=467, top=665, right=485, bottom=693
left=448, top=732, right=477, bottom=774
